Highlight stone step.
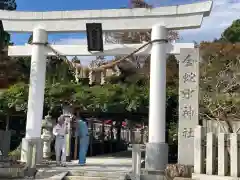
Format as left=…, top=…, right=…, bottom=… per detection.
left=64, top=175, right=128, bottom=180
left=68, top=170, right=127, bottom=178
left=36, top=172, right=68, bottom=180
left=36, top=170, right=65, bottom=179
left=64, top=176, right=112, bottom=180
left=36, top=169, right=128, bottom=180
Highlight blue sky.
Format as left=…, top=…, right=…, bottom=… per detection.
left=10, top=0, right=240, bottom=45
left=12, top=0, right=129, bottom=45
left=6, top=0, right=240, bottom=63
left=11, top=0, right=196, bottom=45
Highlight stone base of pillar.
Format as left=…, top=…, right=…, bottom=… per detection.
left=145, top=142, right=168, bottom=171
left=21, top=138, right=43, bottom=165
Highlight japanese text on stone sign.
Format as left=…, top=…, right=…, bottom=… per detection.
left=180, top=89, right=195, bottom=99
left=182, top=54, right=196, bottom=67
left=183, top=72, right=196, bottom=83
left=181, top=105, right=194, bottom=120
left=182, top=128, right=194, bottom=138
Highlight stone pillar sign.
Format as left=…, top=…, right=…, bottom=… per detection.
left=177, top=48, right=200, bottom=165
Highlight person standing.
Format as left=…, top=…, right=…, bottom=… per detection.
left=53, top=115, right=67, bottom=166
left=76, top=114, right=89, bottom=166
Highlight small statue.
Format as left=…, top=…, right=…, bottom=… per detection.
left=41, top=113, right=54, bottom=160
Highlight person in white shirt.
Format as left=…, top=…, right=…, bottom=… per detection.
left=53, top=115, right=67, bottom=166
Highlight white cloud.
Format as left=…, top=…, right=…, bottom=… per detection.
left=179, top=0, right=240, bottom=42
left=54, top=38, right=87, bottom=45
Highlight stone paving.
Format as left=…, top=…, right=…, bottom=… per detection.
left=35, top=155, right=133, bottom=179
left=0, top=151, right=135, bottom=179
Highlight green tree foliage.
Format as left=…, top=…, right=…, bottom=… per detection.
left=28, top=34, right=33, bottom=44
left=0, top=83, right=28, bottom=113
left=0, top=0, right=16, bottom=45
left=0, top=55, right=31, bottom=88
left=0, top=82, right=143, bottom=115
left=45, top=56, right=74, bottom=84
left=0, top=0, right=17, bottom=10
left=0, top=80, right=177, bottom=121
left=0, top=0, right=18, bottom=88
left=217, top=19, right=240, bottom=43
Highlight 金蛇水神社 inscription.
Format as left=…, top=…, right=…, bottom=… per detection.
left=182, top=54, right=196, bottom=67
left=183, top=72, right=196, bottom=83
left=180, top=89, right=195, bottom=99
left=182, top=128, right=194, bottom=138
left=181, top=105, right=194, bottom=120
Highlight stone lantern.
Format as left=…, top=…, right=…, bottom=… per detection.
left=41, top=114, right=54, bottom=159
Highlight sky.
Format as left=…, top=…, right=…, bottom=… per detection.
left=7, top=0, right=240, bottom=63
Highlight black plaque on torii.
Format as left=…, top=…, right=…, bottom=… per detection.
left=86, top=23, right=104, bottom=52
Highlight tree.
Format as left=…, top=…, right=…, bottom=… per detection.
left=200, top=42, right=240, bottom=133
left=0, top=54, right=31, bottom=88
left=28, top=34, right=33, bottom=44
left=1, top=83, right=28, bottom=112
left=0, top=0, right=17, bottom=10
left=0, top=82, right=149, bottom=117
left=0, top=0, right=16, bottom=45
left=0, top=0, right=18, bottom=88
left=199, top=19, right=240, bottom=133
left=199, top=28, right=240, bottom=175
left=218, top=19, right=240, bottom=43
left=0, top=82, right=28, bottom=129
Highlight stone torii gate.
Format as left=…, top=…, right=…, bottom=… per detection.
left=1, top=0, right=212, bottom=174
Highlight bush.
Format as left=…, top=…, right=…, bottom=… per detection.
left=8, top=143, right=21, bottom=160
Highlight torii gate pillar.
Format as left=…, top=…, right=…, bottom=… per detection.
left=21, top=27, right=47, bottom=163
left=26, top=27, right=47, bottom=139
left=145, top=24, right=168, bottom=172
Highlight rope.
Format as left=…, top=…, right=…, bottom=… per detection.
left=31, top=38, right=168, bottom=72
left=31, top=41, right=78, bottom=72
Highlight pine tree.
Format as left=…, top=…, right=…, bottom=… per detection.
left=0, top=0, right=17, bottom=10
left=0, top=0, right=17, bottom=88
left=0, top=0, right=16, bottom=46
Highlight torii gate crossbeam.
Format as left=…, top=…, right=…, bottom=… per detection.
left=0, top=1, right=212, bottom=32
left=8, top=43, right=194, bottom=56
